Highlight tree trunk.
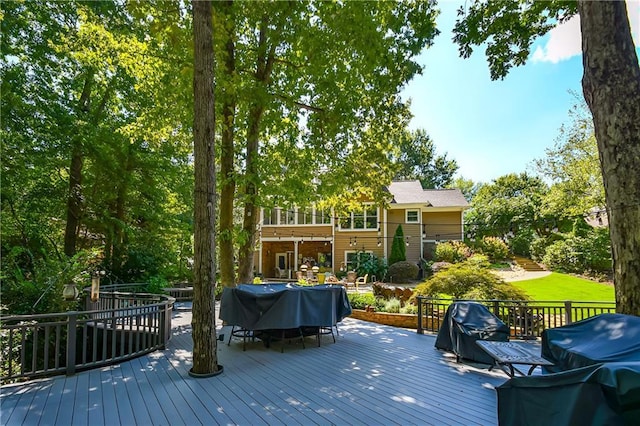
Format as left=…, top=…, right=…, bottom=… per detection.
left=218, top=0, right=237, bottom=288
left=237, top=15, right=275, bottom=284
left=236, top=106, right=261, bottom=284
left=578, top=0, right=640, bottom=316
left=63, top=71, right=93, bottom=257
left=191, top=0, right=219, bottom=375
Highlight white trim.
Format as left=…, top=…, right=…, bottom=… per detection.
left=405, top=209, right=419, bottom=223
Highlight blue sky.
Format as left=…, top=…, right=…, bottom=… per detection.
left=401, top=0, right=640, bottom=184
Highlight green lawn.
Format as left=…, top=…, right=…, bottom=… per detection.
left=512, top=272, right=615, bottom=302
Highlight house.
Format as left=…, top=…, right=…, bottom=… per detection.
left=256, top=180, right=469, bottom=279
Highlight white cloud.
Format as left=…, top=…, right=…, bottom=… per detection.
left=532, top=1, right=640, bottom=64
left=532, top=15, right=581, bottom=63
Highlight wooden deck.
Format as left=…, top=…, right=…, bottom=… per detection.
left=1, top=304, right=511, bottom=425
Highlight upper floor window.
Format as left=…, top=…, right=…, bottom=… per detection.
left=340, top=204, right=378, bottom=230
left=262, top=205, right=333, bottom=226
left=263, top=208, right=278, bottom=225
left=406, top=209, right=419, bottom=223
left=297, top=207, right=313, bottom=225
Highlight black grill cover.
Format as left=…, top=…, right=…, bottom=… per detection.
left=542, top=313, right=640, bottom=373
left=497, top=362, right=640, bottom=426
left=435, top=301, right=510, bottom=364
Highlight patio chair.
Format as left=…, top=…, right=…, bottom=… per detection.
left=275, top=267, right=287, bottom=279
left=355, top=274, right=368, bottom=292
left=345, top=271, right=357, bottom=291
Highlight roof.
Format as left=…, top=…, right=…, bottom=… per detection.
left=387, top=180, right=469, bottom=208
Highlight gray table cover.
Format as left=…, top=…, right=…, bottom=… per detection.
left=219, top=283, right=352, bottom=330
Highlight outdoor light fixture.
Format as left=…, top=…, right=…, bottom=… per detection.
left=405, top=236, right=410, bottom=247
left=62, top=283, right=79, bottom=301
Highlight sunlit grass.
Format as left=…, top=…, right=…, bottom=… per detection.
left=511, top=272, right=615, bottom=302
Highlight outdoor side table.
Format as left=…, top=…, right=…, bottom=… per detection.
left=476, top=340, right=555, bottom=377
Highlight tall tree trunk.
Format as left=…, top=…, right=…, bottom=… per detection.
left=109, top=143, right=134, bottom=277
left=218, top=0, right=237, bottom=288
left=63, top=71, right=93, bottom=257
left=237, top=15, right=275, bottom=284
left=191, top=0, right=219, bottom=375
left=236, top=107, right=262, bottom=284
left=578, top=0, right=640, bottom=316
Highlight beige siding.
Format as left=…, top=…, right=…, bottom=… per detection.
left=385, top=209, right=421, bottom=263
left=333, top=230, right=384, bottom=269
left=423, top=211, right=463, bottom=241
left=262, top=224, right=333, bottom=239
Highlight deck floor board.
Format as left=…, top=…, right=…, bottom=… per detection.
left=1, top=306, right=509, bottom=425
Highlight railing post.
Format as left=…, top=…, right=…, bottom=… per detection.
left=66, top=311, right=77, bottom=376
left=417, top=296, right=424, bottom=334
left=564, top=301, right=572, bottom=325
left=492, top=299, right=500, bottom=317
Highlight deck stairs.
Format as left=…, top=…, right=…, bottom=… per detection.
left=513, top=256, right=546, bottom=272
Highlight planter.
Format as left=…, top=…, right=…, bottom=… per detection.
left=350, top=309, right=419, bottom=329
left=188, top=364, right=224, bottom=378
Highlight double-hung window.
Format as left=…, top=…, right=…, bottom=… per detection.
left=340, top=204, right=378, bottom=230
left=406, top=209, right=419, bottom=224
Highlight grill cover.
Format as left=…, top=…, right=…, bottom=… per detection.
left=541, top=313, right=640, bottom=373
left=435, top=301, right=510, bottom=364
left=497, top=362, right=640, bottom=425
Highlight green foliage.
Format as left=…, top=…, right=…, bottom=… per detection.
left=353, top=251, right=387, bottom=279
left=347, top=292, right=377, bottom=310
left=466, top=173, right=549, bottom=239
left=387, top=261, right=419, bottom=284
left=541, top=229, right=612, bottom=274
left=535, top=96, right=605, bottom=219
left=389, top=225, right=406, bottom=265
left=447, top=177, right=483, bottom=202
left=452, top=0, right=577, bottom=80
left=435, top=241, right=471, bottom=263
left=391, top=129, right=458, bottom=189
left=400, top=303, right=418, bottom=314
left=382, top=298, right=401, bottom=314
left=414, top=260, right=529, bottom=301
left=476, top=236, right=510, bottom=261
left=145, top=276, right=168, bottom=295
left=0, top=249, right=101, bottom=315
left=508, top=228, right=536, bottom=257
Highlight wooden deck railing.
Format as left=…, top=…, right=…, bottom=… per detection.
left=416, top=296, right=616, bottom=339
left=1, top=285, right=174, bottom=384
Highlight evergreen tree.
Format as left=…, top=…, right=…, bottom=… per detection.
left=389, top=225, right=406, bottom=265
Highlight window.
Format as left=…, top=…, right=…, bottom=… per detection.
left=316, top=209, right=332, bottom=224
left=263, top=208, right=277, bottom=225
left=406, top=209, right=419, bottom=223
left=340, top=204, right=378, bottom=230
left=279, top=206, right=295, bottom=225
left=297, top=207, right=313, bottom=225
left=345, top=251, right=373, bottom=271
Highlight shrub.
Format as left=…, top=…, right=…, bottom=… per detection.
left=354, top=251, right=387, bottom=280
left=477, top=236, right=510, bottom=261
left=542, top=229, right=612, bottom=274
left=508, top=228, right=536, bottom=257
left=400, top=303, right=418, bottom=314
left=387, top=261, right=419, bottom=283
left=413, top=260, right=529, bottom=300
left=435, top=241, right=471, bottom=263
left=388, top=225, right=406, bottom=265
left=383, top=298, right=401, bottom=313
left=347, top=292, right=377, bottom=309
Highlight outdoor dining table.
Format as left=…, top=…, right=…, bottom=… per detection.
left=219, top=283, right=352, bottom=351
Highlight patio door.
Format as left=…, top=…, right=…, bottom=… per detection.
left=276, top=253, right=287, bottom=269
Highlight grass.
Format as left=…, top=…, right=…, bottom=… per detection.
left=511, top=272, right=615, bottom=303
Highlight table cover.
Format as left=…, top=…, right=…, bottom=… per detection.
left=219, top=283, right=352, bottom=330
